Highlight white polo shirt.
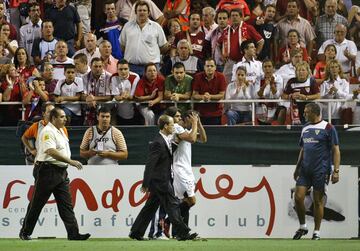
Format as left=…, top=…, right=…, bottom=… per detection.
left=120, top=19, right=167, bottom=64
left=318, top=38, right=357, bottom=73
left=36, top=122, right=70, bottom=168
left=231, top=57, right=263, bottom=84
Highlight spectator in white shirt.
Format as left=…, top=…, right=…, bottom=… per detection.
left=73, top=32, right=100, bottom=66
left=225, top=66, right=253, bottom=125
left=54, top=64, right=84, bottom=125
left=321, top=59, right=350, bottom=124
left=318, top=24, right=357, bottom=75
left=19, top=3, right=42, bottom=65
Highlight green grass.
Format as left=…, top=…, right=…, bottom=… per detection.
left=0, top=239, right=359, bottom=251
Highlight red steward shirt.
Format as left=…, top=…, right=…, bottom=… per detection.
left=192, top=71, right=227, bottom=117
left=219, top=22, right=263, bottom=62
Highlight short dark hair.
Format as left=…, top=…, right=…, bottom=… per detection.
left=97, top=106, right=111, bottom=115
left=158, top=115, right=172, bottom=130
left=135, top=0, right=150, bottom=14
left=183, top=109, right=198, bottom=119
left=172, top=62, right=185, bottom=70
left=265, top=4, right=276, bottom=11
left=41, top=103, right=54, bottom=114
left=241, top=40, right=255, bottom=53
left=216, top=9, right=229, bottom=20
left=230, top=8, right=243, bottom=17
left=64, top=64, right=76, bottom=72
left=91, top=57, right=103, bottom=66
left=305, top=103, right=321, bottom=116
left=164, top=106, right=180, bottom=117
left=189, top=12, right=201, bottom=20
left=144, top=62, right=157, bottom=73
left=117, top=59, right=129, bottom=66
left=73, top=53, right=88, bottom=64
left=41, top=19, right=53, bottom=29
left=49, top=107, right=63, bottom=122
left=287, top=0, right=299, bottom=7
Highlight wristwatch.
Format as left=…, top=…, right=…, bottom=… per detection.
left=333, top=169, right=339, bottom=173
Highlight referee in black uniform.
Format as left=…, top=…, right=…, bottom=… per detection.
left=19, top=107, right=90, bottom=241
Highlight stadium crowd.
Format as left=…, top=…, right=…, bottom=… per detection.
left=0, top=0, right=360, bottom=126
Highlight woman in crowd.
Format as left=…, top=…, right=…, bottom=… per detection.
left=314, top=44, right=337, bottom=85
left=0, top=23, right=18, bottom=59
left=282, top=61, right=320, bottom=124
left=0, top=64, right=26, bottom=125
left=321, top=59, right=350, bottom=124
left=255, top=59, right=285, bottom=125
left=225, top=66, right=253, bottom=125
left=14, top=47, right=40, bottom=82
left=277, top=29, right=309, bottom=66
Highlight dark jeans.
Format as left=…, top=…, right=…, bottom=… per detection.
left=226, top=110, right=251, bottom=125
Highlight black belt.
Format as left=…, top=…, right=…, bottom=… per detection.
left=35, top=161, right=68, bottom=169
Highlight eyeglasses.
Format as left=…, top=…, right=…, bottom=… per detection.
left=335, top=30, right=345, bottom=33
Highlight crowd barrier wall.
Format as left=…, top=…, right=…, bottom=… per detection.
left=0, top=165, right=357, bottom=238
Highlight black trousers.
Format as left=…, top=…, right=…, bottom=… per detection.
left=131, top=181, right=190, bottom=238
left=21, top=162, right=79, bottom=237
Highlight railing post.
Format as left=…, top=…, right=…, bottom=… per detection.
left=252, top=102, right=256, bottom=126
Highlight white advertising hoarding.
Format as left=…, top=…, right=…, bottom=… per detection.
left=0, top=165, right=357, bottom=238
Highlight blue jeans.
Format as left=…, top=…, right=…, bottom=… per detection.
left=226, top=110, right=251, bottom=125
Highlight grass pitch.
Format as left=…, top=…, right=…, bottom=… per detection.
left=0, top=238, right=358, bottom=251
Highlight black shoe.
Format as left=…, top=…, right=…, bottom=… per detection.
left=177, top=232, right=198, bottom=241
left=312, top=233, right=320, bottom=240
left=19, top=231, right=32, bottom=241
left=293, top=228, right=308, bottom=240
left=129, top=232, right=145, bottom=241
left=68, top=233, right=91, bottom=240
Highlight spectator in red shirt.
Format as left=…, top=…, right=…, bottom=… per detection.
left=216, top=0, right=251, bottom=21
left=277, top=29, right=310, bottom=66
left=14, top=48, right=41, bottom=83
left=134, top=63, right=165, bottom=125
left=0, top=64, right=27, bottom=125
left=313, top=44, right=337, bottom=85
left=173, top=12, right=206, bottom=61
left=192, top=58, right=226, bottom=125
left=220, top=8, right=264, bottom=84
left=0, top=2, right=17, bottom=41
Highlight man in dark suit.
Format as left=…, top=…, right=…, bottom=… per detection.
left=129, top=115, right=198, bottom=241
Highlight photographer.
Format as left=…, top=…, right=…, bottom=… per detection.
left=80, top=106, right=128, bottom=165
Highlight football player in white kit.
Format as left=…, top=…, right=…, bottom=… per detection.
left=163, top=107, right=207, bottom=236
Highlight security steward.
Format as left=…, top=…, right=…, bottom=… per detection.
left=19, top=107, right=91, bottom=241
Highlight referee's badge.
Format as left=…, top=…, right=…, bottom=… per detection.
left=315, top=130, right=320, bottom=135
left=43, top=134, right=50, bottom=141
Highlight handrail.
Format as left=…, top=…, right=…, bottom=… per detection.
left=1, top=99, right=359, bottom=125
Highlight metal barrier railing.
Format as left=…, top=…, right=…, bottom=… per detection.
left=0, top=99, right=359, bottom=126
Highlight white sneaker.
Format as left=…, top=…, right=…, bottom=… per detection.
left=155, top=235, right=169, bottom=240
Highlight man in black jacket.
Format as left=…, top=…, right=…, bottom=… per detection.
left=129, top=115, right=198, bottom=241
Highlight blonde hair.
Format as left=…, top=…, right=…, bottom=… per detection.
left=295, top=61, right=311, bottom=78
left=0, top=64, right=15, bottom=81
left=324, top=59, right=344, bottom=80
